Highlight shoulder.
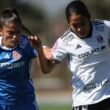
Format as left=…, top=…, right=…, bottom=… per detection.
left=92, top=19, right=110, bottom=31
left=103, top=20, right=110, bottom=28
left=19, top=35, right=30, bottom=49
left=59, top=28, right=75, bottom=43
left=92, top=19, right=104, bottom=26
left=20, top=35, right=29, bottom=44
left=92, top=19, right=110, bottom=27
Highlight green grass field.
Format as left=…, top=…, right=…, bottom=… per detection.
left=39, top=104, right=72, bottom=110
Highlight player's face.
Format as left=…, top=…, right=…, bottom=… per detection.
left=69, top=13, right=90, bottom=39
left=1, top=22, right=21, bottom=48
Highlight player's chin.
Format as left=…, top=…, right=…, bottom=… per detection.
left=10, top=42, right=19, bottom=48
left=78, top=33, right=89, bottom=39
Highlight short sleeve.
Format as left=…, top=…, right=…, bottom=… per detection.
left=104, top=20, right=110, bottom=39
left=30, top=47, right=37, bottom=59
left=52, top=38, right=67, bottom=62
left=20, top=35, right=37, bottom=59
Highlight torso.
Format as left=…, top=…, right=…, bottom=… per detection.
left=0, top=35, right=37, bottom=104
left=52, top=19, right=110, bottom=107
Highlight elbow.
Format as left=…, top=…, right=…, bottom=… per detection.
left=42, top=71, right=50, bottom=74
left=41, top=68, right=51, bottom=74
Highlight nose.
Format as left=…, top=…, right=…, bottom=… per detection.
left=13, top=35, right=17, bottom=39
left=77, top=27, right=82, bottom=32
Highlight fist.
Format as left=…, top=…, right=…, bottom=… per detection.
left=28, top=36, right=42, bottom=49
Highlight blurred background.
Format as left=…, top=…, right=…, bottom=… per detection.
left=1, top=0, right=110, bottom=110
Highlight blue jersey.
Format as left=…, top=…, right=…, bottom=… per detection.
left=0, top=35, right=37, bottom=104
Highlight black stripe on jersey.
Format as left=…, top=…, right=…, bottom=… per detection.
left=61, top=28, right=71, bottom=39
left=60, top=28, right=74, bottom=43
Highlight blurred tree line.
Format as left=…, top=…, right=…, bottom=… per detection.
left=84, top=0, right=110, bottom=19
left=0, top=0, right=48, bottom=36
left=1, top=0, right=110, bottom=90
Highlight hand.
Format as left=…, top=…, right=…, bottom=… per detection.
left=28, top=36, right=42, bottom=49
left=43, top=46, right=55, bottom=64
left=43, top=46, right=53, bottom=60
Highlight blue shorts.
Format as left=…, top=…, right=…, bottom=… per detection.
left=0, top=101, right=39, bottom=110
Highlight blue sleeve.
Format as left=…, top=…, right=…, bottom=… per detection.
left=29, top=46, right=38, bottom=59
left=20, top=35, right=38, bottom=59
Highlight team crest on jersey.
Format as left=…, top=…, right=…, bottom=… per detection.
left=13, top=51, right=21, bottom=60
left=97, top=35, right=104, bottom=43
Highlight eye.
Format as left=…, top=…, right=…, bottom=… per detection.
left=8, top=30, right=20, bottom=35
left=8, top=31, right=14, bottom=35
left=72, top=24, right=78, bottom=28
left=79, top=22, right=86, bottom=26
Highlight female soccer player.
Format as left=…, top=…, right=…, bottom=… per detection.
left=37, top=0, right=110, bottom=110
left=0, top=8, right=42, bottom=110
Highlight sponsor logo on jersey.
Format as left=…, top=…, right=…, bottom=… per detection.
left=13, top=51, right=21, bottom=60
left=97, top=35, right=104, bottom=43
left=78, top=45, right=106, bottom=58
left=0, top=61, right=24, bottom=69
left=0, top=53, right=10, bottom=60
left=76, top=44, right=82, bottom=49
left=83, top=79, right=110, bottom=92
left=4, top=54, right=10, bottom=59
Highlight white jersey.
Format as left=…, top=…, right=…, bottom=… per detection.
left=52, top=20, right=110, bottom=107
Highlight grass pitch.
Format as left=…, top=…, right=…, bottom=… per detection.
left=39, top=103, right=72, bottom=110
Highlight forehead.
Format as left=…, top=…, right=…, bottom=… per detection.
left=3, top=22, right=21, bottom=30
left=69, top=13, right=87, bottom=23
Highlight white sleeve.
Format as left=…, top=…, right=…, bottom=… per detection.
left=52, top=38, right=67, bottom=62
left=104, top=20, right=110, bottom=28
left=104, top=20, right=110, bottom=39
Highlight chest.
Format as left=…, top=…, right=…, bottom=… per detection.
left=66, top=29, right=110, bottom=61
left=0, top=48, right=30, bottom=70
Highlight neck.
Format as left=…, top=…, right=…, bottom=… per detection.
left=1, top=38, right=15, bottom=49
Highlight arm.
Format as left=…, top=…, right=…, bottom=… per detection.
left=37, top=46, right=57, bottom=74
left=28, top=36, right=56, bottom=74
left=41, top=38, right=68, bottom=73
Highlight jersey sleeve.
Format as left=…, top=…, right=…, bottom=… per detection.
left=20, top=35, right=37, bottom=59
left=104, top=20, right=110, bottom=39
left=29, top=46, right=37, bottom=59
left=52, top=38, right=67, bottom=62
left=26, top=39, right=38, bottom=59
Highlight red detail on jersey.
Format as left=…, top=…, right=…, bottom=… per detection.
left=13, top=51, right=21, bottom=60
